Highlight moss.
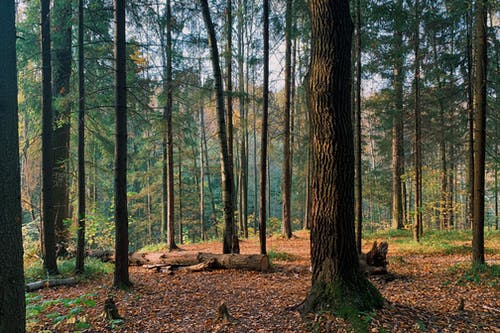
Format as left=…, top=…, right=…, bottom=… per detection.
left=300, top=275, right=383, bottom=332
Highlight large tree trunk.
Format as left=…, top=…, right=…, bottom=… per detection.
left=472, top=0, right=487, bottom=265
left=300, top=0, right=383, bottom=314
left=113, top=0, right=131, bottom=288
left=0, top=2, right=26, bottom=330
left=391, top=0, right=404, bottom=231
left=259, top=0, right=270, bottom=254
left=75, top=0, right=86, bottom=274
left=52, top=0, right=72, bottom=256
left=200, top=0, right=238, bottom=254
left=281, top=0, right=293, bottom=239
left=41, top=0, right=59, bottom=275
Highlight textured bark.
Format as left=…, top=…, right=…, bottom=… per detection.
left=391, top=0, right=404, bottom=230
left=52, top=0, right=72, bottom=256
left=300, top=0, right=383, bottom=314
left=113, top=0, right=131, bottom=288
left=41, top=0, right=59, bottom=275
left=281, top=0, right=293, bottom=239
left=0, top=2, right=26, bottom=330
left=472, top=0, right=487, bottom=265
left=413, top=0, right=422, bottom=242
left=200, top=0, right=238, bottom=254
left=199, top=106, right=206, bottom=240
left=465, top=6, right=474, bottom=230
left=75, top=0, right=86, bottom=274
left=259, top=0, right=270, bottom=254
left=165, top=0, right=177, bottom=251
left=354, top=0, right=363, bottom=251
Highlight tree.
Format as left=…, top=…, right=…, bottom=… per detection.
left=161, top=0, right=178, bottom=251
left=413, top=0, right=422, bottom=242
left=200, top=0, right=239, bottom=254
left=472, top=0, right=487, bottom=265
left=299, top=0, right=382, bottom=314
left=75, top=0, right=86, bottom=274
left=0, top=1, right=26, bottom=330
left=259, top=0, right=270, bottom=255
left=52, top=0, right=72, bottom=256
left=113, top=0, right=131, bottom=288
left=354, top=0, right=363, bottom=251
left=281, top=0, right=293, bottom=239
left=391, top=0, right=405, bottom=231
left=41, top=0, right=59, bottom=275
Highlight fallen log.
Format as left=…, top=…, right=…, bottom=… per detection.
left=26, top=277, right=78, bottom=292
left=129, top=251, right=270, bottom=272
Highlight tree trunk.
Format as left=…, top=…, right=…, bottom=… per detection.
left=200, top=0, right=238, bottom=254
left=260, top=0, right=270, bottom=254
left=52, top=0, right=72, bottom=256
left=354, top=0, right=363, bottom=252
left=300, top=0, right=383, bottom=314
left=0, top=2, right=26, bottom=329
left=75, top=0, right=86, bottom=274
left=472, top=0, right=487, bottom=265
left=391, top=0, right=404, bottom=231
left=199, top=106, right=206, bottom=241
left=281, top=0, right=293, bottom=239
left=465, top=6, right=474, bottom=230
left=41, top=0, right=59, bottom=275
left=113, top=0, right=131, bottom=288
left=413, top=0, right=422, bottom=242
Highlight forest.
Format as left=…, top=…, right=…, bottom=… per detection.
left=0, top=0, right=498, bottom=332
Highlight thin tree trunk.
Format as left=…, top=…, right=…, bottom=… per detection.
left=200, top=0, right=238, bottom=254
left=466, top=4, right=474, bottom=230
left=199, top=106, right=206, bottom=241
left=0, top=1, right=26, bottom=329
left=391, top=0, right=404, bottom=231
left=75, top=0, right=86, bottom=274
left=113, top=0, right=131, bottom=288
left=281, top=0, right=293, bottom=239
left=413, top=0, right=422, bottom=242
left=260, top=0, right=270, bottom=254
left=41, top=0, right=58, bottom=275
left=472, top=0, right=487, bottom=265
left=178, top=146, right=183, bottom=244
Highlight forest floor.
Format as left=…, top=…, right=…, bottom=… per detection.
left=27, top=230, right=500, bottom=332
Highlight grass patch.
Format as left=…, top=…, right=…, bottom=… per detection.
left=267, top=250, right=297, bottom=262
left=139, top=243, right=168, bottom=252
left=25, top=258, right=113, bottom=283
left=364, top=229, right=500, bottom=256
left=447, top=263, right=500, bottom=287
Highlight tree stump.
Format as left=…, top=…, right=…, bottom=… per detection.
left=216, top=302, right=237, bottom=323
left=104, top=297, right=122, bottom=320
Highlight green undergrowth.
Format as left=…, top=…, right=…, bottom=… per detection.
left=364, top=229, right=500, bottom=256
left=267, top=249, right=298, bottom=262
left=25, top=258, right=113, bottom=283
left=26, top=292, right=98, bottom=332
left=446, top=263, right=500, bottom=287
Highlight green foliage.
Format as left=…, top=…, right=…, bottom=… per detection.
left=448, top=263, right=500, bottom=287
left=267, top=250, right=297, bottom=262
left=24, top=258, right=113, bottom=283
left=26, top=293, right=97, bottom=331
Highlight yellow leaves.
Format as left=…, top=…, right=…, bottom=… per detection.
left=130, top=48, right=147, bottom=73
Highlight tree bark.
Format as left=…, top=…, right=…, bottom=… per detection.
left=354, top=0, right=363, bottom=252
left=300, top=0, right=383, bottom=314
left=200, top=0, right=238, bottom=254
left=52, top=0, right=72, bottom=256
left=391, top=0, right=405, bottom=231
left=413, top=0, right=423, bottom=242
left=113, top=0, right=131, bottom=288
left=260, top=0, right=270, bottom=254
left=281, top=0, right=293, bottom=239
left=472, top=0, right=487, bottom=265
left=41, top=0, right=59, bottom=275
left=0, top=2, right=26, bottom=329
left=75, top=0, right=86, bottom=274
left=465, top=5, right=474, bottom=230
